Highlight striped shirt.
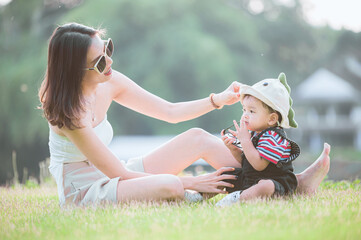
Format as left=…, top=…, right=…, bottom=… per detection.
left=252, top=130, right=291, bottom=164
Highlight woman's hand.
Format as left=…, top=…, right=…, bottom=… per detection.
left=213, top=82, right=243, bottom=107
left=191, top=167, right=237, bottom=194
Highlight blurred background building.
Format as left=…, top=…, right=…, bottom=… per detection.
left=292, top=67, right=361, bottom=152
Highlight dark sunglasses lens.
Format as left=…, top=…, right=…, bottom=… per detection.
left=225, top=126, right=235, bottom=134
left=97, top=56, right=106, bottom=73
left=106, top=39, right=113, bottom=57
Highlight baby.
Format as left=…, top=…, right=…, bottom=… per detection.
left=216, top=73, right=300, bottom=206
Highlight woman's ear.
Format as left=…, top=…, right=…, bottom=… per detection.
left=268, top=112, right=279, bottom=126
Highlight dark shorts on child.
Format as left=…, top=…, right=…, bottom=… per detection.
left=223, top=160, right=298, bottom=197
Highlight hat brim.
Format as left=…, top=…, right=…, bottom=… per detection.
left=239, top=85, right=290, bottom=128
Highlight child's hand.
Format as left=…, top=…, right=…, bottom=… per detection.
left=221, top=129, right=242, bottom=153
left=230, top=119, right=251, bottom=144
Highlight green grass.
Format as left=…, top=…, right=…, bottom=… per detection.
left=1, top=181, right=360, bottom=240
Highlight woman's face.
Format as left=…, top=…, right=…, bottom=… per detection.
left=83, top=35, right=113, bottom=83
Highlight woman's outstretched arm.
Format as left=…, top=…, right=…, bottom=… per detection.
left=111, top=70, right=242, bottom=123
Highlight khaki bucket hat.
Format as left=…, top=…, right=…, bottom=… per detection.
left=239, top=73, right=298, bottom=128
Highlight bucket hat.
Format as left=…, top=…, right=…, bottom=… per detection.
left=239, top=73, right=297, bottom=128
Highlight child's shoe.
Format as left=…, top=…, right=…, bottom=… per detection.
left=184, top=190, right=204, bottom=203
left=215, top=191, right=242, bottom=207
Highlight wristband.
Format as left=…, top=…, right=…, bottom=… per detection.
left=209, top=93, right=223, bottom=109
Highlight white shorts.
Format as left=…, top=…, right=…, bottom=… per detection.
left=62, top=157, right=144, bottom=206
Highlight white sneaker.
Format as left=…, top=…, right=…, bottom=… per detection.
left=184, top=190, right=204, bottom=203
left=215, top=191, right=242, bottom=207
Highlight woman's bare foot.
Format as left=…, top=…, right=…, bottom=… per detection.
left=296, top=143, right=331, bottom=195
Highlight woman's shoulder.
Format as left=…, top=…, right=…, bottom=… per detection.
left=49, top=124, right=65, bottom=136
left=49, top=120, right=92, bottom=137
left=107, top=70, right=129, bottom=86
left=106, top=70, right=130, bottom=97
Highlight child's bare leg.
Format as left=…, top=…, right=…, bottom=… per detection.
left=296, top=143, right=331, bottom=195
left=239, top=180, right=275, bottom=200
left=216, top=180, right=275, bottom=206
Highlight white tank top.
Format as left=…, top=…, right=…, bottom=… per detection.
left=48, top=115, right=113, bottom=205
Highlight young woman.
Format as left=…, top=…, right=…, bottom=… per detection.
left=39, top=23, right=330, bottom=206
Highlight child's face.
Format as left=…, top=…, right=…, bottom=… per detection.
left=241, top=95, right=277, bottom=133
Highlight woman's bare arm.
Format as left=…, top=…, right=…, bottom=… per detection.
left=62, top=126, right=151, bottom=180
left=110, top=70, right=241, bottom=123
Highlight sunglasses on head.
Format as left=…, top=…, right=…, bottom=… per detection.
left=84, top=38, right=114, bottom=74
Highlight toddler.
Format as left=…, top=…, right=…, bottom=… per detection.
left=216, top=73, right=300, bottom=206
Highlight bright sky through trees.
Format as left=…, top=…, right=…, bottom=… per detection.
left=301, top=0, right=361, bottom=32
left=0, top=0, right=360, bottom=32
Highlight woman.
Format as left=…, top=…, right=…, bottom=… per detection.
left=39, top=23, right=330, bottom=206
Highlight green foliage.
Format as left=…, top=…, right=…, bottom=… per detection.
left=0, top=0, right=360, bottom=183
left=329, top=147, right=361, bottom=162
left=24, top=178, right=39, bottom=189
left=321, top=179, right=361, bottom=191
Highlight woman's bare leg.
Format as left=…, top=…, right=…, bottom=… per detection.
left=117, top=174, right=184, bottom=202
left=296, top=143, right=331, bottom=195
left=142, top=128, right=330, bottom=195
left=143, top=128, right=241, bottom=175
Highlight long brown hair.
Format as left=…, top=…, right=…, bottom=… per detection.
left=39, top=23, right=103, bottom=129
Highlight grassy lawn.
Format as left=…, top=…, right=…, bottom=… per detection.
left=1, top=180, right=360, bottom=240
